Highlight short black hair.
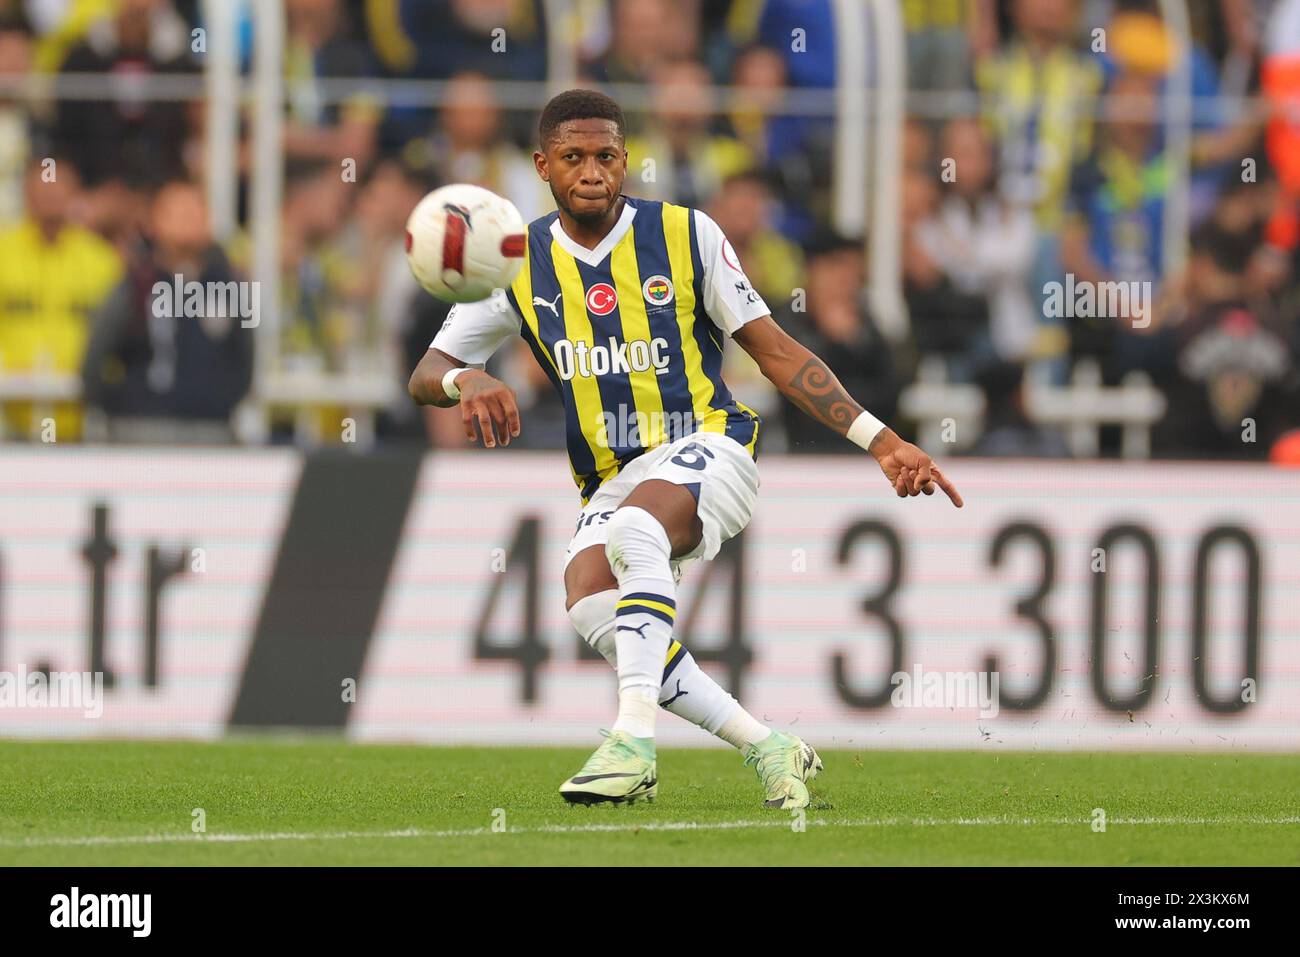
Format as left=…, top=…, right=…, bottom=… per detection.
left=538, top=89, right=626, bottom=148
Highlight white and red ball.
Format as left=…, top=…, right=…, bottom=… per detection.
left=405, top=184, right=526, bottom=303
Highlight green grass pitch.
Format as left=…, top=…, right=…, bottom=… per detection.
left=1, top=739, right=1296, bottom=866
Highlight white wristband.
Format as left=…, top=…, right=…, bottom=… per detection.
left=846, top=410, right=888, bottom=452
left=442, top=366, right=470, bottom=401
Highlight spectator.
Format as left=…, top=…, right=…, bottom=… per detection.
left=366, top=0, right=546, bottom=81
left=915, top=118, right=1038, bottom=372
left=774, top=232, right=901, bottom=453
left=705, top=169, right=804, bottom=305
left=1193, top=175, right=1294, bottom=313
left=54, top=0, right=195, bottom=189
left=283, top=0, right=381, bottom=179
left=728, top=43, right=832, bottom=237
left=731, top=2, right=837, bottom=237
left=223, top=165, right=351, bottom=382
left=275, top=164, right=359, bottom=374
left=402, top=71, right=550, bottom=222
left=903, top=0, right=987, bottom=96
left=80, top=181, right=252, bottom=440
left=625, top=59, right=752, bottom=209
left=225, top=163, right=369, bottom=444
left=336, top=157, right=432, bottom=441
left=1061, top=71, right=1167, bottom=366
left=0, top=158, right=122, bottom=440
left=903, top=166, right=993, bottom=374
left=901, top=168, right=940, bottom=293
left=1153, top=236, right=1298, bottom=458
left=749, top=0, right=836, bottom=90
left=1099, top=5, right=1260, bottom=226
left=977, top=0, right=1104, bottom=314
left=1149, top=208, right=1300, bottom=458
left=0, top=22, right=34, bottom=226
left=728, top=44, right=789, bottom=165
left=348, top=159, right=428, bottom=362
left=706, top=169, right=796, bottom=423
left=590, top=0, right=682, bottom=89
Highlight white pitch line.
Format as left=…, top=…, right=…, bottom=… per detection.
left=1, top=815, right=1298, bottom=850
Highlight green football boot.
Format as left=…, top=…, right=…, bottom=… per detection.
left=559, top=730, right=658, bottom=805
left=743, top=731, right=823, bottom=810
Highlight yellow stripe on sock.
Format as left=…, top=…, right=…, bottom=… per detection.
left=616, top=598, right=677, bottom=619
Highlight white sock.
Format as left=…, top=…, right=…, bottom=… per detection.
left=614, top=688, right=659, bottom=739
left=716, top=710, right=773, bottom=751
left=568, top=588, right=771, bottom=748
left=605, top=507, right=677, bottom=739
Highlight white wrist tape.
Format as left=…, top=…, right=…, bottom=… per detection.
left=442, top=366, right=470, bottom=401
left=846, top=410, right=888, bottom=452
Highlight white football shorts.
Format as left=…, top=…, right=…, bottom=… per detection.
left=562, top=430, right=760, bottom=582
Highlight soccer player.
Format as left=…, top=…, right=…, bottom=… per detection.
left=409, top=90, right=963, bottom=809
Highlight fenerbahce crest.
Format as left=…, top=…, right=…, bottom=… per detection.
left=642, top=275, right=675, bottom=309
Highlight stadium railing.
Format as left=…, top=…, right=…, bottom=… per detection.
left=901, top=356, right=1167, bottom=458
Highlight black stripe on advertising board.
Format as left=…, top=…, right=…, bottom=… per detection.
left=228, top=449, right=423, bottom=729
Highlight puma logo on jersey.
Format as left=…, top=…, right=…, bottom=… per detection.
left=553, top=336, right=670, bottom=381
left=532, top=293, right=561, bottom=317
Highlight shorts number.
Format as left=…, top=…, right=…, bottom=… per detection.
left=670, top=441, right=715, bottom=471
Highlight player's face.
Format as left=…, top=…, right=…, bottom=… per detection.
left=535, top=120, right=627, bottom=225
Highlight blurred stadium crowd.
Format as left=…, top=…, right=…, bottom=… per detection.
left=1, top=0, right=1299, bottom=461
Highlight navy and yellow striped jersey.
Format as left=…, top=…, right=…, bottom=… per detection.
left=431, top=196, right=770, bottom=503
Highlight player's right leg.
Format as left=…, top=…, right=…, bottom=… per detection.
left=565, top=544, right=820, bottom=808
left=559, top=432, right=822, bottom=808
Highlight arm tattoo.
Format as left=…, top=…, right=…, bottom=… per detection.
left=784, top=356, right=863, bottom=434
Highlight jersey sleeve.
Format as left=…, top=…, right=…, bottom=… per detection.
left=428, top=293, right=522, bottom=366
left=693, top=209, right=771, bottom=336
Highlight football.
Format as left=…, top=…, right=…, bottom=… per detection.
left=405, top=183, right=527, bottom=303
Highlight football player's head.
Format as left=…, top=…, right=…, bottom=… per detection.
left=536, top=89, right=628, bottom=227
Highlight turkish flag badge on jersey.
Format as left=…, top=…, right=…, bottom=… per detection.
left=585, top=283, right=618, bottom=316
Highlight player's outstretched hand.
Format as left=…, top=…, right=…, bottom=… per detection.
left=871, top=431, right=963, bottom=507
left=457, top=370, right=521, bottom=448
